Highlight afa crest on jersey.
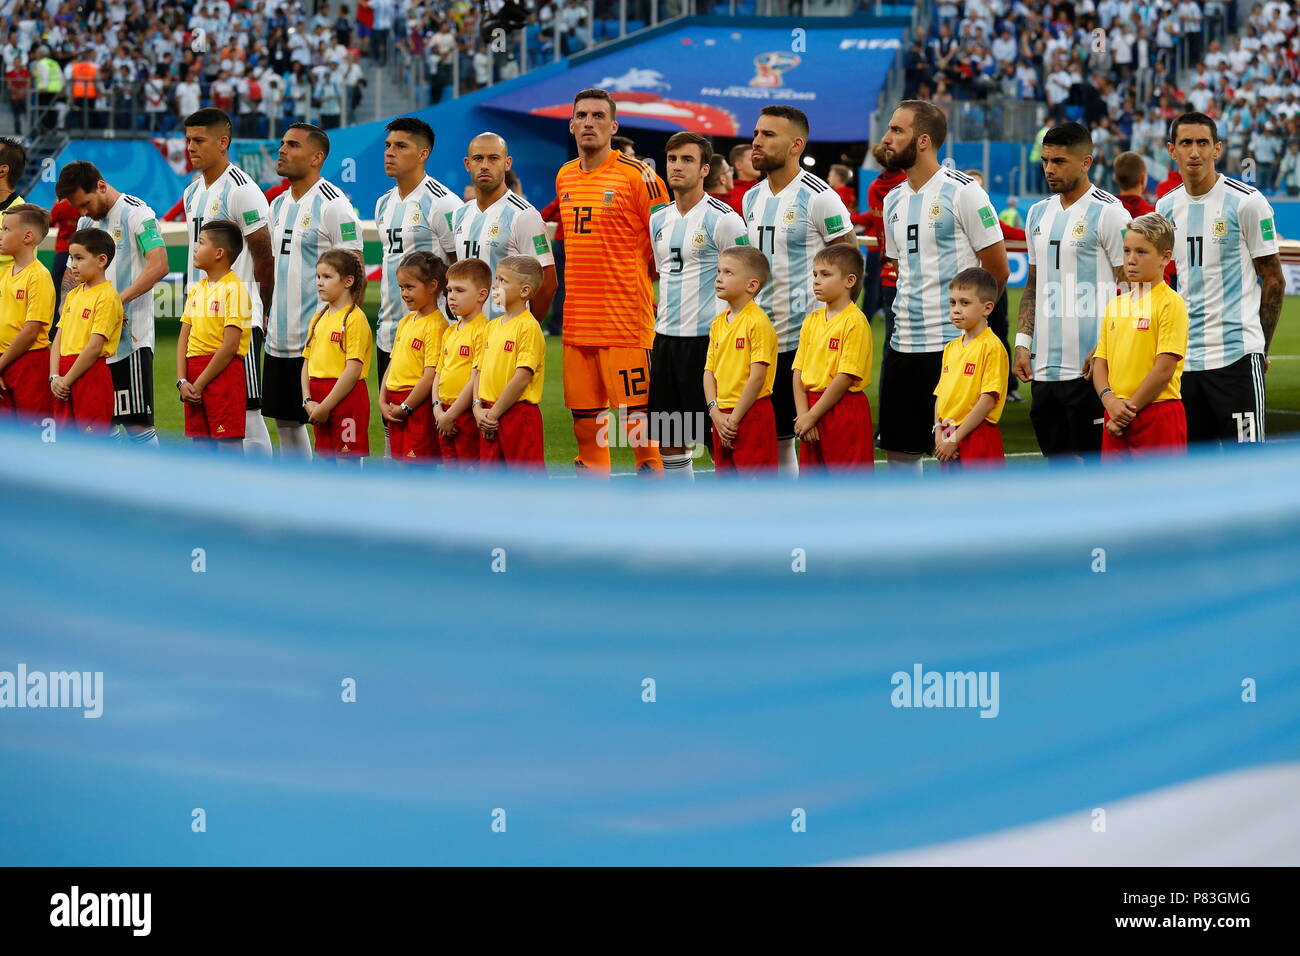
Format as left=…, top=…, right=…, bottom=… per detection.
left=1071, top=221, right=1087, bottom=239
left=300, top=213, right=312, bottom=229
left=691, top=230, right=707, bottom=247
left=783, top=207, right=797, bottom=225
left=602, top=189, right=615, bottom=206
left=112, top=226, right=123, bottom=243
left=487, top=222, right=501, bottom=239
left=1213, top=216, right=1228, bottom=238
left=208, top=197, right=222, bottom=216
left=928, top=201, right=942, bottom=220
left=408, top=209, right=422, bottom=225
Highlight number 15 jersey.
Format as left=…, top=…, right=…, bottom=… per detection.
left=374, top=175, right=458, bottom=352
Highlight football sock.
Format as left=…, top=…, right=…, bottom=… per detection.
left=275, top=421, right=313, bottom=461
left=573, top=412, right=610, bottom=474
left=777, top=437, right=799, bottom=477
left=625, top=409, right=663, bottom=474
left=243, top=411, right=272, bottom=457
left=130, top=427, right=159, bottom=447
left=661, top=452, right=694, bottom=480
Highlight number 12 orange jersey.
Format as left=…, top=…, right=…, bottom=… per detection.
left=555, top=150, right=668, bottom=349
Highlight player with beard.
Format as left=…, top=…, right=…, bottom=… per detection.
left=1015, top=122, right=1131, bottom=462
left=878, top=100, right=1008, bottom=472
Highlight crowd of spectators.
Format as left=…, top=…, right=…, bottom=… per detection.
left=896, top=2, right=1300, bottom=193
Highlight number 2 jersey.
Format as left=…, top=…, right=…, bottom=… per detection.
left=884, top=166, right=1003, bottom=354
left=373, top=175, right=459, bottom=352
left=556, top=150, right=668, bottom=349
left=1156, top=174, right=1279, bottom=372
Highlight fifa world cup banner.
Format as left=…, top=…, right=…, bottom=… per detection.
left=484, top=26, right=904, bottom=141
left=0, top=431, right=1297, bottom=865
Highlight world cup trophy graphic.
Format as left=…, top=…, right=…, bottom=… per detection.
left=750, top=51, right=801, bottom=88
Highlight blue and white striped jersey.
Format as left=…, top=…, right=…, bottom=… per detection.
left=78, top=193, right=162, bottom=362
left=1025, top=185, right=1130, bottom=381
left=267, top=178, right=363, bottom=358
left=650, top=194, right=747, bottom=338
left=451, top=191, right=554, bottom=319
left=743, top=171, right=854, bottom=351
left=183, top=162, right=270, bottom=330
left=374, top=175, right=458, bottom=351
left=1157, top=175, right=1279, bottom=371
left=884, top=166, right=1004, bottom=353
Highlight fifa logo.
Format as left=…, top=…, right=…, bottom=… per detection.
left=751, top=52, right=800, bottom=88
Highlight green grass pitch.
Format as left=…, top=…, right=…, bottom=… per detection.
left=148, top=287, right=1300, bottom=469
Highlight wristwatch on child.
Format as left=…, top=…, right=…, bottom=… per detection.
left=400, top=403, right=413, bottom=415
left=175, top=378, right=188, bottom=391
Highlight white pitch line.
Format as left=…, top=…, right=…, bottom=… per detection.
left=1267, top=409, right=1300, bottom=415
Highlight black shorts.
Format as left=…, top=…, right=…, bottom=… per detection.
left=648, top=333, right=709, bottom=446
left=877, top=347, right=944, bottom=455
left=1182, top=353, right=1267, bottom=445
left=771, top=348, right=797, bottom=441
left=262, top=353, right=308, bottom=423
left=1029, top=377, right=1104, bottom=459
left=109, top=347, right=153, bottom=427
left=244, top=326, right=264, bottom=410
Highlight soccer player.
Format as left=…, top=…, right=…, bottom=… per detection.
left=379, top=251, right=447, bottom=464
left=704, top=245, right=778, bottom=476
left=266, top=123, right=363, bottom=460
left=0, top=204, right=55, bottom=425
left=302, top=249, right=373, bottom=464
left=792, top=244, right=874, bottom=472
left=471, top=255, right=546, bottom=471
left=879, top=99, right=1008, bottom=473
left=373, top=116, right=458, bottom=388
left=1093, top=213, right=1189, bottom=457
left=55, top=161, right=168, bottom=447
left=743, top=105, right=855, bottom=475
left=649, top=130, right=747, bottom=480
left=556, top=88, right=669, bottom=476
left=1014, top=122, right=1130, bottom=462
left=452, top=132, right=555, bottom=320
left=181, top=108, right=275, bottom=455
left=0, top=136, right=28, bottom=274
left=49, top=228, right=124, bottom=437
left=434, top=257, right=491, bottom=467
left=1157, top=111, right=1285, bottom=445
left=933, top=267, right=1009, bottom=468
left=176, top=221, right=251, bottom=452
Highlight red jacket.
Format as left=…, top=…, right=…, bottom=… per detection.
left=726, top=178, right=756, bottom=216
left=541, top=196, right=563, bottom=242
left=863, top=169, right=906, bottom=287
left=49, top=200, right=81, bottom=254
left=1156, top=170, right=1182, bottom=198
left=999, top=221, right=1025, bottom=242
left=833, top=184, right=857, bottom=214
left=1117, top=192, right=1155, bottom=217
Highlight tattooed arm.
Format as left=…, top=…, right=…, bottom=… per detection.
left=1253, top=253, right=1284, bottom=370
left=1013, top=263, right=1036, bottom=383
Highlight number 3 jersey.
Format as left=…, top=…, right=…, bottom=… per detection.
left=267, top=178, right=363, bottom=358
left=1024, top=185, right=1130, bottom=382
left=373, top=175, right=459, bottom=352
left=743, top=171, right=853, bottom=352
left=183, top=163, right=271, bottom=331
left=650, top=194, right=747, bottom=338
left=1156, top=175, right=1279, bottom=372
left=883, top=166, right=1003, bottom=354
left=451, top=191, right=554, bottom=319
